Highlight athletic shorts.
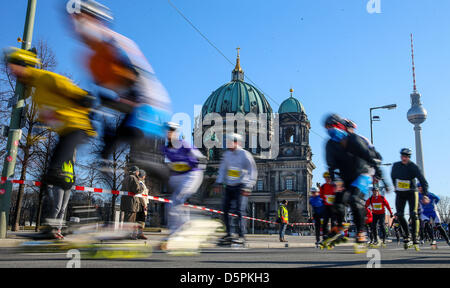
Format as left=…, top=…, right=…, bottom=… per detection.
left=421, top=211, right=442, bottom=224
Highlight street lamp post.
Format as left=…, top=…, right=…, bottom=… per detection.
left=0, top=0, right=37, bottom=239
left=369, top=104, right=397, bottom=144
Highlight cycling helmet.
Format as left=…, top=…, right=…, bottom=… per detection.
left=72, top=0, right=114, bottom=22
left=324, top=113, right=346, bottom=129
left=400, top=148, right=412, bottom=157
left=165, top=122, right=180, bottom=131
left=344, top=119, right=357, bottom=130
left=226, top=133, right=243, bottom=143
left=5, top=48, right=41, bottom=67
left=323, top=172, right=331, bottom=178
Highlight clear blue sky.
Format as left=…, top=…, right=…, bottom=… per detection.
left=1, top=1, right=450, bottom=209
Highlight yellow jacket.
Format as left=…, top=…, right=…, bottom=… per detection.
left=24, top=67, right=96, bottom=137
left=278, top=205, right=289, bottom=224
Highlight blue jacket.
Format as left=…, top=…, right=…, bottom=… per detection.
left=163, top=140, right=205, bottom=175
left=419, top=192, right=439, bottom=215
left=309, top=195, right=324, bottom=215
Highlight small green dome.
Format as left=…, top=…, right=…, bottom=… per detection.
left=202, top=81, right=272, bottom=117
left=278, top=92, right=304, bottom=114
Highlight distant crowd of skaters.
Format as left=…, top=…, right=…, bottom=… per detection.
left=299, top=113, right=450, bottom=250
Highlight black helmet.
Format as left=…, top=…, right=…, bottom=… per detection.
left=323, top=114, right=345, bottom=128
left=129, top=166, right=139, bottom=173
left=72, top=0, right=114, bottom=22
left=400, top=148, right=412, bottom=157
left=344, top=119, right=357, bottom=130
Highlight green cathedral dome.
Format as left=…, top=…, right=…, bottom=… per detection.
left=201, top=49, right=272, bottom=117
left=278, top=89, right=305, bottom=114
left=202, top=81, right=273, bottom=117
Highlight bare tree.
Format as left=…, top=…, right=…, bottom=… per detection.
left=436, top=195, right=450, bottom=223
left=90, top=113, right=128, bottom=221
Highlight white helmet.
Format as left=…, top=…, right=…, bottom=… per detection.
left=70, top=0, right=114, bottom=22
left=165, top=122, right=180, bottom=131
left=226, top=133, right=243, bottom=143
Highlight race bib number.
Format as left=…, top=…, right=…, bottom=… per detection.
left=227, top=168, right=241, bottom=180
left=373, top=203, right=382, bottom=210
left=326, top=195, right=335, bottom=205
left=396, top=179, right=411, bottom=191
left=170, top=162, right=191, bottom=172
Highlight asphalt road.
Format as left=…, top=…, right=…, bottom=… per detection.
left=1, top=241, right=449, bottom=268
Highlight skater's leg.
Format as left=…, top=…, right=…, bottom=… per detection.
left=407, top=191, right=420, bottom=243
left=313, top=214, right=321, bottom=243
left=237, top=190, right=248, bottom=238
left=322, top=206, right=331, bottom=237
left=332, top=190, right=349, bottom=229
left=56, top=188, right=71, bottom=231
left=424, top=220, right=435, bottom=242
left=396, top=192, right=409, bottom=241
left=222, top=187, right=233, bottom=237
left=348, top=187, right=366, bottom=235
left=371, top=218, right=378, bottom=243
left=379, top=214, right=387, bottom=243
left=433, top=213, right=450, bottom=243
left=168, top=171, right=203, bottom=234
left=49, top=186, right=65, bottom=227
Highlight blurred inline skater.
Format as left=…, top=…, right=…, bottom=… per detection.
left=6, top=48, right=96, bottom=239
left=309, top=188, right=325, bottom=247
left=68, top=0, right=171, bottom=179
left=318, top=172, right=337, bottom=240
left=417, top=183, right=450, bottom=249
left=365, top=206, right=374, bottom=244
left=321, top=114, right=384, bottom=253
left=391, top=148, right=429, bottom=251
left=214, top=134, right=257, bottom=246
left=160, top=122, right=206, bottom=250
left=390, top=214, right=404, bottom=245
left=365, top=187, right=393, bottom=247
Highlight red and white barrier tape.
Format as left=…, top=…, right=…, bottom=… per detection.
left=0, top=177, right=313, bottom=227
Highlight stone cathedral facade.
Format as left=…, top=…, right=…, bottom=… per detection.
left=188, top=50, right=315, bottom=230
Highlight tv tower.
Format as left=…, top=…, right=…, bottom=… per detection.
left=407, top=34, right=427, bottom=173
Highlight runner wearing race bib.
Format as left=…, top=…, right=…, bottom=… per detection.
left=391, top=148, right=429, bottom=248
left=163, top=123, right=205, bottom=238
left=365, top=187, right=393, bottom=246
left=319, top=172, right=337, bottom=239
left=214, top=134, right=257, bottom=245
left=417, top=183, right=450, bottom=247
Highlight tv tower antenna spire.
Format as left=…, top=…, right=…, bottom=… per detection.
left=411, top=33, right=417, bottom=92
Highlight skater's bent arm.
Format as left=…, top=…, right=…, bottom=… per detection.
left=384, top=198, right=393, bottom=216
left=216, top=155, right=227, bottom=185
left=414, top=164, right=429, bottom=195
left=243, top=152, right=257, bottom=191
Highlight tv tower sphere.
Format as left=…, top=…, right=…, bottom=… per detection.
left=407, top=91, right=427, bottom=125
